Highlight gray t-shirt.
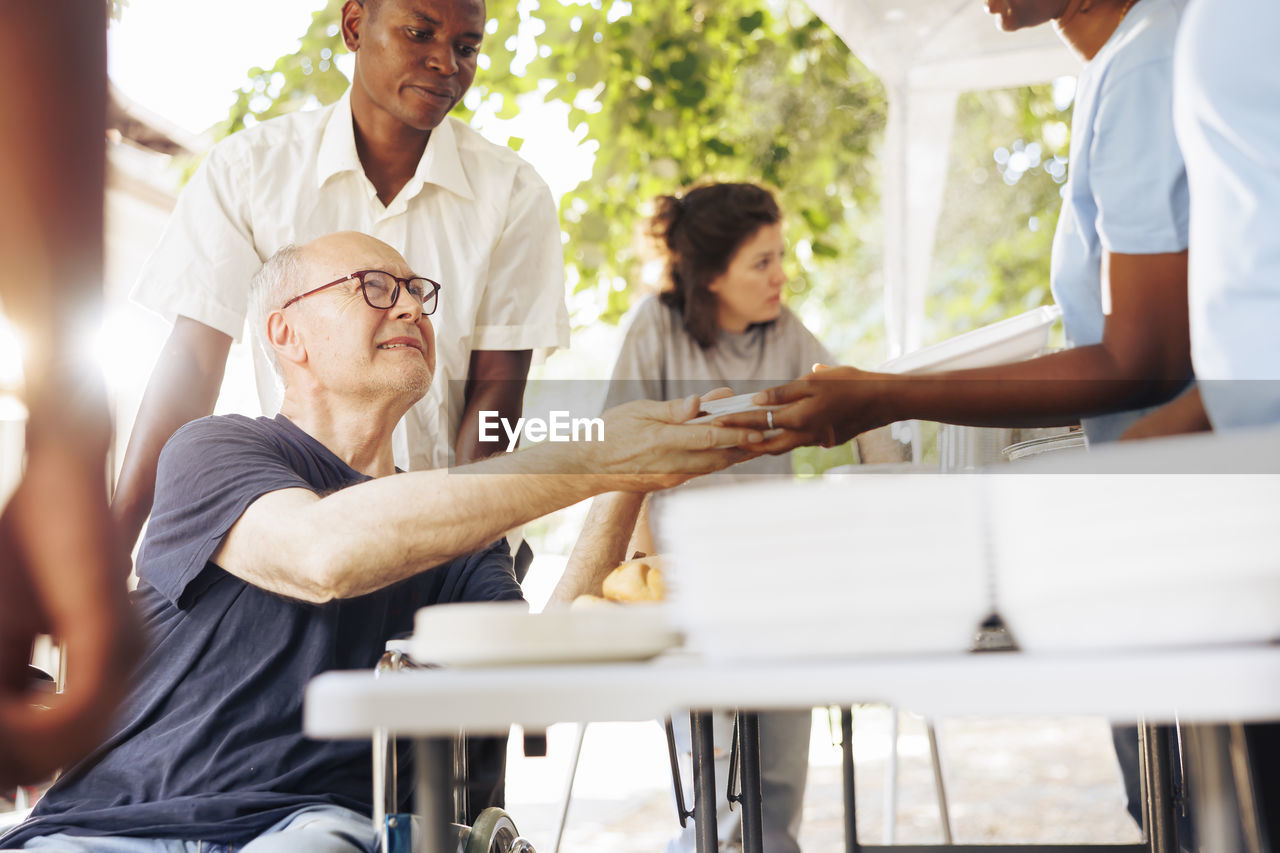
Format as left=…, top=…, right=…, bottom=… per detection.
left=605, top=295, right=832, bottom=478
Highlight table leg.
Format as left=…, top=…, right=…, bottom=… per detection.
left=1139, top=722, right=1177, bottom=853
left=1226, top=723, right=1268, bottom=852
left=374, top=729, right=388, bottom=835
left=451, top=734, right=469, bottom=826
left=690, top=711, right=720, bottom=853
left=841, top=708, right=861, bottom=853
left=738, top=711, right=764, bottom=853
left=414, top=738, right=453, bottom=853
left=925, top=721, right=953, bottom=844
left=1182, top=723, right=1268, bottom=853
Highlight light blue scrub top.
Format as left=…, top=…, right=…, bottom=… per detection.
left=1178, top=0, right=1280, bottom=429
left=1049, top=0, right=1189, bottom=443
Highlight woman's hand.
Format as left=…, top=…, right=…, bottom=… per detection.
left=718, top=365, right=890, bottom=453
left=591, top=395, right=765, bottom=490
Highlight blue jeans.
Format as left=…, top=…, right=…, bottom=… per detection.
left=19, top=804, right=382, bottom=853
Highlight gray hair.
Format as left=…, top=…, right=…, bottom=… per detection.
left=248, top=243, right=307, bottom=378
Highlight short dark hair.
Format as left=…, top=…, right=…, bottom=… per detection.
left=649, top=182, right=782, bottom=349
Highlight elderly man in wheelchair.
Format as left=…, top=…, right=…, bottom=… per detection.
left=0, top=232, right=760, bottom=852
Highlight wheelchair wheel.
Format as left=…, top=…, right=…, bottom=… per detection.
left=465, top=807, right=535, bottom=853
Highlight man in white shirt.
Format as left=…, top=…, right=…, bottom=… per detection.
left=111, top=0, right=567, bottom=819
left=113, top=0, right=568, bottom=548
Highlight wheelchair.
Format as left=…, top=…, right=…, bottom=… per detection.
left=375, top=648, right=535, bottom=853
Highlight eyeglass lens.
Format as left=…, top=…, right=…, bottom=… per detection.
left=360, top=271, right=436, bottom=312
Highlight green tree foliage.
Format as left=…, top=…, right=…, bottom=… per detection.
left=929, top=84, right=1071, bottom=344
left=211, top=1, right=1074, bottom=483
left=216, top=0, right=890, bottom=360
left=520, top=1, right=887, bottom=342
left=218, top=0, right=352, bottom=137
left=217, top=0, right=1067, bottom=366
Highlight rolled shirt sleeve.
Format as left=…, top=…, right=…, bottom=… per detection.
left=138, top=416, right=346, bottom=607
left=130, top=145, right=264, bottom=341
left=1090, top=60, right=1189, bottom=256
left=469, top=166, right=570, bottom=358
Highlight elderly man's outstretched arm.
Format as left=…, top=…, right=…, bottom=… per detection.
left=196, top=231, right=760, bottom=604
left=215, top=396, right=757, bottom=602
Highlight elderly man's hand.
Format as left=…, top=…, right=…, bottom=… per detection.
left=591, top=394, right=764, bottom=491
left=0, top=439, right=141, bottom=787
left=717, top=365, right=887, bottom=453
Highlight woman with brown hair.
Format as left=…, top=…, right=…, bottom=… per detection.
left=568, top=182, right=834, bottom=852
left=606, top=182, right=831, bottom=415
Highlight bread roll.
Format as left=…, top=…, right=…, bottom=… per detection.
left=602, top=556, right=666, bottom=603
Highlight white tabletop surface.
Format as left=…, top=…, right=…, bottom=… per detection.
left=305, top=644, right=1280, bottom=740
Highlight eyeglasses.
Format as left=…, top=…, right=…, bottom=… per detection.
left=281, top=269, right=441, bottom=314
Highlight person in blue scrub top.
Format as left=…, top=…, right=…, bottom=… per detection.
left=719, top=0, right=1191, bottom=836
left=728, top=0, right=1193, bottom=448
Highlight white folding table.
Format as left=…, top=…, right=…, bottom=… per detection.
left=305, top=643, right=1280, bottom=853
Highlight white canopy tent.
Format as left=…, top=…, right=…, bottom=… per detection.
left=803, top=0, right=1079, bottom=357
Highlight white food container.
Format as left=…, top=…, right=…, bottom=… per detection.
left=656, top=477, right=991, bottom=662
left=989, top=428, right=1280, bottom=651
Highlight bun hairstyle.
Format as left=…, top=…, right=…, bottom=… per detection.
left=650, top=182, right=782, bottom=349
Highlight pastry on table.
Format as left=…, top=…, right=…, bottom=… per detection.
left=571, top=554, right=666, bottom=607
left=601, top=554, right=665, bottom=603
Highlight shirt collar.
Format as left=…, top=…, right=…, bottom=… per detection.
left=316, top=87, right=476, bottom=203
left=316, top=87, right=363, bottom=188
left=412, top=116, right=474, bottom=201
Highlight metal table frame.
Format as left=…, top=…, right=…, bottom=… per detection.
left=305, top=645, right=1280, bottom=853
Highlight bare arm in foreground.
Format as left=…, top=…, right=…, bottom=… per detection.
left=0, top=0, right=141, bottom=787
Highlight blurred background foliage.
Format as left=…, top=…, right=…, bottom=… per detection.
left=929, top=84, right=1071, bottom=344
left=217, top=0, right=1071, bottom=368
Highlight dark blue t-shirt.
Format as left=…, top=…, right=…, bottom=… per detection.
left=4, top=414, right=522, bottom=846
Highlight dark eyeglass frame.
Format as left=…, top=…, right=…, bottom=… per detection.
left=280, top=269, right=441, bottom=314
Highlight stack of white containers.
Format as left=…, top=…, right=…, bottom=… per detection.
left=988, top=427, right=1280, bottom=651
left=654, top=475, right=992, bottom=662
left=656, top=299, right=1280, bottom=662
left=657, top=427, right=1280, bottom=662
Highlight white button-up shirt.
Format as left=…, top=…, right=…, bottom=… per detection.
left=133, top=88, right=569, bottom=470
